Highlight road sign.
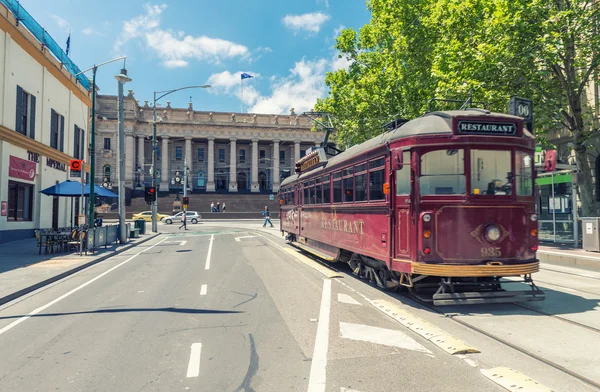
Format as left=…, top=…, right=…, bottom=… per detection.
left=70, top=159, right=82, bottom=178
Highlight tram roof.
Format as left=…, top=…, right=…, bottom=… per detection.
left=280, top=109, right=532, bottom=188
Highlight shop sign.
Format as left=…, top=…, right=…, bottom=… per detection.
left=46, top=158, right=67, bottom=172
left=1, top=201, right=6, bottom=216
left=9, top=155, right=36, bottom=181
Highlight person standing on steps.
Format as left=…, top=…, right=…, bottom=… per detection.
left=262, top=206, right=273, bottom=228
left=222, top=202, right=226, bottom=213
left=179, top=211, right=188, bottom=230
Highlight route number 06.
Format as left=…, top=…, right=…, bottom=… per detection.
left=481, top=247, right=501, bottom=257
left=517, top=103, right=530, bottom=117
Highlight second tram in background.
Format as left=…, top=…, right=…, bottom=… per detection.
left=279, top=108, right=544, bottom=305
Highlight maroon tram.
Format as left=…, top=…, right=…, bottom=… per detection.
left=279, top=108, right=544, bottom=305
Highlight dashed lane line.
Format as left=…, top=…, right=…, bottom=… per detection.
left=370, top=299, right=480, bottom=355
left=200, top=284, right=207, bottom=296
left=186, top=342, right=202, bottom=378
left=204, top=234, right=214, bottom=270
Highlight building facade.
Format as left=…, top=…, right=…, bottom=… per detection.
left=0, top=2, right=91, bottom=243
left=95, top=94, right=325, bottom=196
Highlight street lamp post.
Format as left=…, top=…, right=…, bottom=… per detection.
left=75, top=56, right=127, bottom=230
left=151, top=85, right=211, bottom=233
left=115, top=68, right=132, bottom=244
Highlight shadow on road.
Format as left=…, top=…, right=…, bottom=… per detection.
left=0, top=307, right=243, bottom=320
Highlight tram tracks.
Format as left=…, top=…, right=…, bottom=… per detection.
left=289, top=246, right=600, bottom=390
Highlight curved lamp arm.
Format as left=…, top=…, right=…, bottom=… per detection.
left=154, top=85, right=211, bottom=103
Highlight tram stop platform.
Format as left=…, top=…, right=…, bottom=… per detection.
left=538, top=244, right=600, bottom=272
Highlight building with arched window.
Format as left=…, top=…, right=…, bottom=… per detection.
left=94, top=93, right=330, bottom=198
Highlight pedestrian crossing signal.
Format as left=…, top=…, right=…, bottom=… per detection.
left=183, top=197, right=189, bottom=205
left=145, top=187, right=156, bottom=204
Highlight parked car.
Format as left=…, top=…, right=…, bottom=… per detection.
left=161, top=211, right=201, bottom=224
left=132, top=211, right=169, bottom=222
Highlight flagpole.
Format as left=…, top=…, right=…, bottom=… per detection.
left=241, top=76, right=243, bottom=113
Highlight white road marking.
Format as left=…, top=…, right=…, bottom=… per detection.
left=204, top=234, right=214, bottom=270
left=337, top=293, right=360, bottom=305
left=234, top=235, right=257, bottom=242
left=464, top=358, right=478, bottom=367
left=307, top=279, right=332, bottom=392
left=200, top=284, right=207, bottom=296
left=0, top=236, right=168, bottom=336
left=166, top=240, right=187, bottom=246
left=186, top=342, right=202, bottom=378
left=340, top=388, right=362, bottom=392
left=339, top=322, right=432, bottom=354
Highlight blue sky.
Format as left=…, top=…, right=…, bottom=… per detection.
left=19, top=0, right=371, bottom=114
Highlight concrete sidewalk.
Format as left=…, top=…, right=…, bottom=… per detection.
left=538, top=244, right=600, bottom=272
left=0, top=233, right=159, bottom=306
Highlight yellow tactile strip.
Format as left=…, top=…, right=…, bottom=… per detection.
left=371, top=299, right=480, bottom=355
left=481, top=367, right=555, bottom=392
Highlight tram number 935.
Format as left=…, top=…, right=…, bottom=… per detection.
left=481, top=247, right=502, bottom=257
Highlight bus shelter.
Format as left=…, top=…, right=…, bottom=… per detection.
left=535, top=166, right=579, bottom=244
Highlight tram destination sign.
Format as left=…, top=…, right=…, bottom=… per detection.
left=457, top=121, right=517, bottom=136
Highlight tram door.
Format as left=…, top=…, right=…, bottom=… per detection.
left=394, top=150, right=412, bottom=259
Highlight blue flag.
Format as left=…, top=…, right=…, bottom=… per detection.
left=241, top=72, right=253, bottom=80
left=66, top=32, right=71, bottom=56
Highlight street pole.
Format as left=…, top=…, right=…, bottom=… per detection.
left=184, top=157, right=188, bottom=212
left=117, top=73, right=126, bottom=243
left=115, top=68, right=132, bottom=243
left=88, top=66, right=97, bottom=229
left=151, top=92, right=158, bottom=233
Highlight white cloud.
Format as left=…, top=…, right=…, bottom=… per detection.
left=207, top=71, right=261, bottom=105
left=250, top=58, right=329, bottom=114
left=282, top=12, right=330, bottom=34
left=50, top=15, right=70, bottom=30
left=317, top=0, right=330, bottom=8
left=331, top=54, right=353, bottom=71
left=82, top=27, right=101, bottom=36
left=114, top=4, right=249, bottom=67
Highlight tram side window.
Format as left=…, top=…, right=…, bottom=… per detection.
left=516, top=151, right=534, bottom=196
left=323, top=178, right=331, bottom=204
left=396, top=151, right=411, bottom=195
left=333, top=178, right=342, bottom=203
left=303, top=184, right=310, bottom=205
left=420, top=149, right=465, bottom=195
left=355, top=172, right=367, bottom=201
left=344, top=176, right=354, bottom=202
left=471, top=149, right=512, bottom=196
left=316, top=182, right=323, bottom=204
left=309, top=184, right=316, bottom=205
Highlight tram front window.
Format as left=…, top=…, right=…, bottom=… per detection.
left=470, top=150, right=512, bottom=195
left=419, top=149, right=466, bottom=195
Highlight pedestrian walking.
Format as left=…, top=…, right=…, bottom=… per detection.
left=210, top=202, right=215, bottom=212
left=222, top=202, right=226, bottom=213
left=216, top=202, right=220, bottom=212
left=262, top=206, right=273, bottom=228
left=179, top=211, right=188, bottom=230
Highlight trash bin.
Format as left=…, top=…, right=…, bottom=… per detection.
left=581, top=217, right=600, bottom=252
left=134, top=219, right=146, bottom=235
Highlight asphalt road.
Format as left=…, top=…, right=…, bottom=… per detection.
left=0, top=223, right=597, bottom=391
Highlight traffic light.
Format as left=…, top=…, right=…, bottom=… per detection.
left=183, top=197, right=189, bottom=205
left=145, top=186, right=156, bottom=204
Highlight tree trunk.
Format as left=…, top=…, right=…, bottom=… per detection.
left=574, top=148, right=598, bottom=217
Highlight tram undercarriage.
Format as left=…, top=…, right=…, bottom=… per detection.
left=285, top=235, right=545, bottom=306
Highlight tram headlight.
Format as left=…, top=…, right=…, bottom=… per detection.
left=423, top=214, right=431, bottom=223
left=485, top=225, right=501, bottom=242
left=530, top=214, right=538, bottom=222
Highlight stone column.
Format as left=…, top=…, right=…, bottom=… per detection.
left=206, top=137, right=215, bottom=192
left=125, top=133, right=135, bottom=187
left=137, top=135, right=145, bottom=177
left=251, top=138, right=259, bottom=192
left=185, top=136, right=192, bottom=167
left=159, top=135, right=170, bottom=190
left=294, top=140, right=301, bottom=163
left=229, top=137, right=238, bottom=192
left=272, top=139, right=280, bottom=193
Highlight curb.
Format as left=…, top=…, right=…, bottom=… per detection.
left=0, top=233, right=161, bottom=307
left=538, top=251, right=600, bottom=272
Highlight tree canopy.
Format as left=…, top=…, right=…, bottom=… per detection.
left=316, top=0, right=600, bottom=213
